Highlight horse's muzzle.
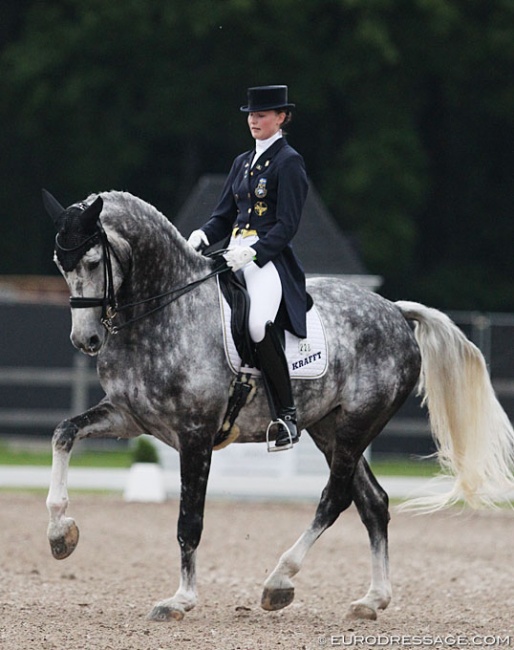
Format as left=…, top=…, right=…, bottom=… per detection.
left=71, top=332, right=104, bottom=356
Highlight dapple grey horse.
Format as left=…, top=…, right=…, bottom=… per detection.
left=43, top=190, right=514, bottom=621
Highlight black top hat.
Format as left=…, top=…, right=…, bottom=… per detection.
left=240, top=85, right=295, bottom=112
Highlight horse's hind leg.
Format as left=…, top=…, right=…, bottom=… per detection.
left=262, top=416, right=356, bottom=611
left=261, top=517, right=333, bottom=612
left=46, top=402, right=134, bottom=560
left=347, top=456, right=391, bottom=620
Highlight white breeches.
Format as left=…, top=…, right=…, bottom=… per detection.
left=229, top=234, right=282, bottom=343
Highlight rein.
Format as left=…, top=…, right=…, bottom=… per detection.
left=109, top=260, right=228, bottom=333
left=57, top=225, right=229, bottom=335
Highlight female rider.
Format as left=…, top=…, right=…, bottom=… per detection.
left=188, top=85, right=308, bottom=449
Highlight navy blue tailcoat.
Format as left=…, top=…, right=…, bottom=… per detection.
left=202, top=138, right=309, bottom=338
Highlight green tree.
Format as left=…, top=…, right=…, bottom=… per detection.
left=0, top=0, right=513, bottom=311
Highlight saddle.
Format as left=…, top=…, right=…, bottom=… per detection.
left=218, top=270, right=257, bottom=368
left=218, top=269, right=315, bottom=368
left=214, top=268, right=321, bottom=450
left=213, top=269, right=255, bottom=449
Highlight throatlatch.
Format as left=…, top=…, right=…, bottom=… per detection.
left=256, top=321, right=299, bottom=451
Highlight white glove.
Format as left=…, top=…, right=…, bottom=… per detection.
left=187, top=229, right=209, bottom=251
left=223, top=246, right=256, bottom=272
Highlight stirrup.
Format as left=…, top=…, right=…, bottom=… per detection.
left=266, top=418, right=294, bottom=452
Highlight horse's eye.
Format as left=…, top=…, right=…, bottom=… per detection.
left=86, top=259, right=101, bottom=271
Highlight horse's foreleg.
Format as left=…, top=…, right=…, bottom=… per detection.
left=149, top=439, right=212, bottom=622
left=46, top=403, right=133, bottom=560
left=46, top=420, right=80, bottom=559
left=347, top=456, right=391, bottom=620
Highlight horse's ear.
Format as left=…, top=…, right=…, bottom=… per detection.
left=81, top=196, right=104, bottom=232
left=42, top=189, right=65, bottom=228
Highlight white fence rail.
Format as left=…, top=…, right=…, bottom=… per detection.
left=0, top=354, right=97, bottom=430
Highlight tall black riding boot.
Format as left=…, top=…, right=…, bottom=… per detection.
left=255, top=321, right=299, bottom=450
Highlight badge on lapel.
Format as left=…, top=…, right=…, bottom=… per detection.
left=255, top=178, right=268, bottom=198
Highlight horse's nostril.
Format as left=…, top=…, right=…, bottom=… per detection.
left=70, top=330, right=103, bottom=355
left=88, top=335, right=101, bottom=350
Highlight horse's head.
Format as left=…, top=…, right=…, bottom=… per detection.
left=43, top=189, right=128, bottom=356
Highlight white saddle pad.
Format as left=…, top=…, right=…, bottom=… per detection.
left=218, top=279, right=328, bottom=380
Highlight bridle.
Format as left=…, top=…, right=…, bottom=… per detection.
left=56, top=223, right=229, bottom=335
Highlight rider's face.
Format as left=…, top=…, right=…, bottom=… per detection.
left=247, top=110, right=286, bottom=141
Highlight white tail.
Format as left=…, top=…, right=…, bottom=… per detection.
left=396, top=300, right=514, bottom=512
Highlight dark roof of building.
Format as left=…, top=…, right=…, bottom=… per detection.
left=173, top=174, right=369, bottom=276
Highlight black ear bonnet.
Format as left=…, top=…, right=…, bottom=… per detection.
left=55, top=204, right=101, bottom=272
left=43, top=190, right=104, bottom=272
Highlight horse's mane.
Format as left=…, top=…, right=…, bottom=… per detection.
left=90, top=190, right=208, bottom=274
left=92, top=190, right=180, bottom=240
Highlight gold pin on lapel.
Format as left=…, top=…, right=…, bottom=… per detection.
left=254, top=201, right=268, bottom=216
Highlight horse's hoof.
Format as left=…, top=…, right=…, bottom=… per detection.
left=261, top=586, right=295, bottom=611
left=48, top=520, right=80, bottom=560
left=148, top=605, right=185, bottom=622
left=346, top=602, right=377, bottom=620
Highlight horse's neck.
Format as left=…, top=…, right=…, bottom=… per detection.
left=102, top=193, right=212, bottom=300
left=126, top=225, right=211, bottom=297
